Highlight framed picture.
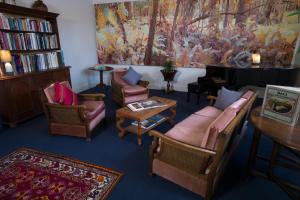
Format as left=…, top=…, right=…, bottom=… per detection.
left=261, top=85, right=300, bottom=126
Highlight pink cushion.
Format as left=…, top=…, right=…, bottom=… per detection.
left=201, top=107, right=237, bottom=150
left=123, top=85, right=147, bottom=96
left=194, top=106, right=222, bottom=118
left=44, top=81, right=72, bottom=104
left=113, top=70, right=129, bottom=86
left=54, top=82, right=78, bottom=106
left=81, top=100, right=105, bottom=120
left=124, top=93, right=148, bottom=105
left=229, top=98, right=248, bottom=112
left=242, top=90, right=254, bottom=100
left=89, top=109, right=105, bottom=131
left=166, top=114, right=215, bottom=147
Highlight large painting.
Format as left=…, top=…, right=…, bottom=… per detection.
left=95, top=0, right=300, bottom=67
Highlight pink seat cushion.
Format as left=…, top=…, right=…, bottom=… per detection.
left=229, top=98, right=248, bottom=112
left=242, top=90, right=254, bottom=100
left=54, top=82, right=78, bottom=106
left=113, top=70, right=129, bottom=86
left=124, top=93, right=149, bottom=105
left=81, top=100, right=105, bottom=120
left=123, top=85, right=147, bottom=96
left=201, top=107, right=237, bottom=150
left=194, top=106, right=222, bottom=118
left=166, top=114, right=215, bottom=147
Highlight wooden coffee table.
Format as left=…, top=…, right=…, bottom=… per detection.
left=116, top=96, right=177, bottom=146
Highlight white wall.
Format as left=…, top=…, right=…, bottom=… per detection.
left=15, top=0, right=205, bottom=92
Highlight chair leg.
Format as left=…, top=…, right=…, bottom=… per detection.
left=86, top=137, right=91, bottom=142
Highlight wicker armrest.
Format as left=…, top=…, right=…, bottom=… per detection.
left=78, top=93, right=105, bottom=101
left=207, top=95, right=217, bottom=106
left=45, top=103, right=88, bottom=124
left=138, top=80, right=150, bottom=88
left=149, top=130, right=216, bottom=156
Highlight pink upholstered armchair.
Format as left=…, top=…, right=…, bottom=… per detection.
left=42, top=81, right=106, bottom=141
left=111, top=69, right=149, bottom=106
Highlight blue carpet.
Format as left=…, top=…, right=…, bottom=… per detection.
left=0, top=87, right=296, bottom=200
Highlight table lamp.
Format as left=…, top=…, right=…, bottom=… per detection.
left=252, top=53, right=261, bottom=65
left=0, top=50, right=13, bottom=75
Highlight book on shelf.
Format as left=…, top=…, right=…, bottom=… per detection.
left=127, top=100, right=166, bottom=112
left=0, top=32, right=58, bottom=50
left=0, top=13, right=53, bottom=32
left=11, top=50, right=65, bottom=74
left=131, top=114, right=166, bottom=129
left=261, top=85, right=300, bottom=126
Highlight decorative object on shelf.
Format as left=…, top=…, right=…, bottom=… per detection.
left=32, top=0, right=48, bottom=12
left=252, top=52, right=261, bottom=65
left=161, top=61, right=177, bottom=93
left=0, top=50, right=13, bottom=75
left=261, top=85, right=300, bottom=126
left=233, top=51, right=252, bottom=68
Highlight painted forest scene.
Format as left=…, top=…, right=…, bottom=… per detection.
left=95, top=0, right=300, bottom=67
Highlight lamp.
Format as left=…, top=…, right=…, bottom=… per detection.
left=0, top=50, right=13, bottom=75
left=252, top=53, right=261, bottom=65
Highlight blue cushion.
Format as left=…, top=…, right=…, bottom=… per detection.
left=123, top=67, right=142, bottom=85
left=214, top=87, right=242, bottom=110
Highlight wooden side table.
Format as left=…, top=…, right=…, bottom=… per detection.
left=247, top=107, right=300, bottom=200
left=89, top=66, right=114, bottom=87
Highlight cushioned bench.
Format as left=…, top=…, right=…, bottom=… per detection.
left=149, top=91, right=256, bottom=200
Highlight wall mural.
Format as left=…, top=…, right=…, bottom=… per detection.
left=95, top=0, right=300, bottom=67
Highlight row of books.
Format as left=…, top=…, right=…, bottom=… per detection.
left=11, top=51, right=65, bottom=74
left=0, top=32, right=58, bottom=50
left=0, top=13, right=53, bottom=32
left=131, top=114, right=166, bottom=129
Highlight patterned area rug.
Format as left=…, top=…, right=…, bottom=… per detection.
left=0, top=148, right=123, bottom=200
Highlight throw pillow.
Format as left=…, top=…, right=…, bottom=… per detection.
left=214, top=87, right=242, bottom=110
left=123, top=67, right=142, bottom=85
left=54, top=82, right=78, bottom=106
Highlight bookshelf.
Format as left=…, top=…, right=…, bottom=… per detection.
left=0, top=3, right=71, bottom=127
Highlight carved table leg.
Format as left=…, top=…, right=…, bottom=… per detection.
left=116, top=116, right=126, bottom=138
left=137, top=121, right=143, bottom=146
left=167, top=106, right=177, bottom=124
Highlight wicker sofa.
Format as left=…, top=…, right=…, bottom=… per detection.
left=149, top=91, right=256, bottom=200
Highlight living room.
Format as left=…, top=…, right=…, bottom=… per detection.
left=0, top=0, right=299, bottom=200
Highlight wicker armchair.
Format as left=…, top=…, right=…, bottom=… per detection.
left=149, top=92, right=257, bottom=200
left=111, top=69, right=150, bottom=106
left=42, top=81, right=106, bottom=141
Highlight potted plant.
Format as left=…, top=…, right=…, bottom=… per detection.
left=160, top=61, right=177, bottom=93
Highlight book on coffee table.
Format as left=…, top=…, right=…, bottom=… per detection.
left=131, top=114, right=166, bottom=129
left=127, top=99, right=166, bottom=112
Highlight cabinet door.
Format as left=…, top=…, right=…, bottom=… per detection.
left=8, top=77, right=35, bottom=122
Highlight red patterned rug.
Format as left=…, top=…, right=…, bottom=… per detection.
left=0, top=148, right=123, bottom=200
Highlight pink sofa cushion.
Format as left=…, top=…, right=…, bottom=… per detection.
left=194, top=106, right=222, bottom=118
left=81, top=100, right=105, bottom=120
left=113, top=70, right=129, bottom=86
left=229, top=97, right=248, bottom=112
left=166, top=114, right=215, bottom=147
left=123, top=85, right=147, bottom=96
left=201, top=107, right=237, bottom=150
left=54, top=82, right=78, bottom=106
left=242, top=90, right=254, bottom=100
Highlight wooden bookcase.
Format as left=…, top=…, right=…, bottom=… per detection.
left=0, top=3, right=71, bottom=127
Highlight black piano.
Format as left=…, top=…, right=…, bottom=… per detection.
left=198, top=64, right=300, bottom=95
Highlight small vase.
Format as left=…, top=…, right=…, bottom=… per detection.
left=32, top=0, right=48, bottom=12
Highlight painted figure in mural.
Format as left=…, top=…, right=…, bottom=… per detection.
left=95, top=0, right=300, bottom=68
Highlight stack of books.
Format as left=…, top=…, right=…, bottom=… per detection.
left=131, top=114, right=166, bottom=129
left=0, top=32, right=58, bottom=50
left=127, top=99, right=166, bottom=112
left=11, top=51, right=65, bottom=73
left=0, top=13, right=53, bottom=32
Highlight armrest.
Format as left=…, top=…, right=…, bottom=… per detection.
left=149, top=130, right=216, bottom=156
left=207, top=95, right=217, bottom=106
left=78, top=93, right=105, bottom=101
left=138, top=80, right=150, bottom=88
left=45, top=103, right=88, bottom=124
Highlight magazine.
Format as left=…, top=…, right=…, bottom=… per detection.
left=261, top=85, right=300, bottom=126
left=131, top=114, right=166, bottom=129
left=127, top=99, right=166, bottom=112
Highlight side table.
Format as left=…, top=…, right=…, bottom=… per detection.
left=89, top=66, right=114, bottom=88
left=247, top=106, right=300, bottom=200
